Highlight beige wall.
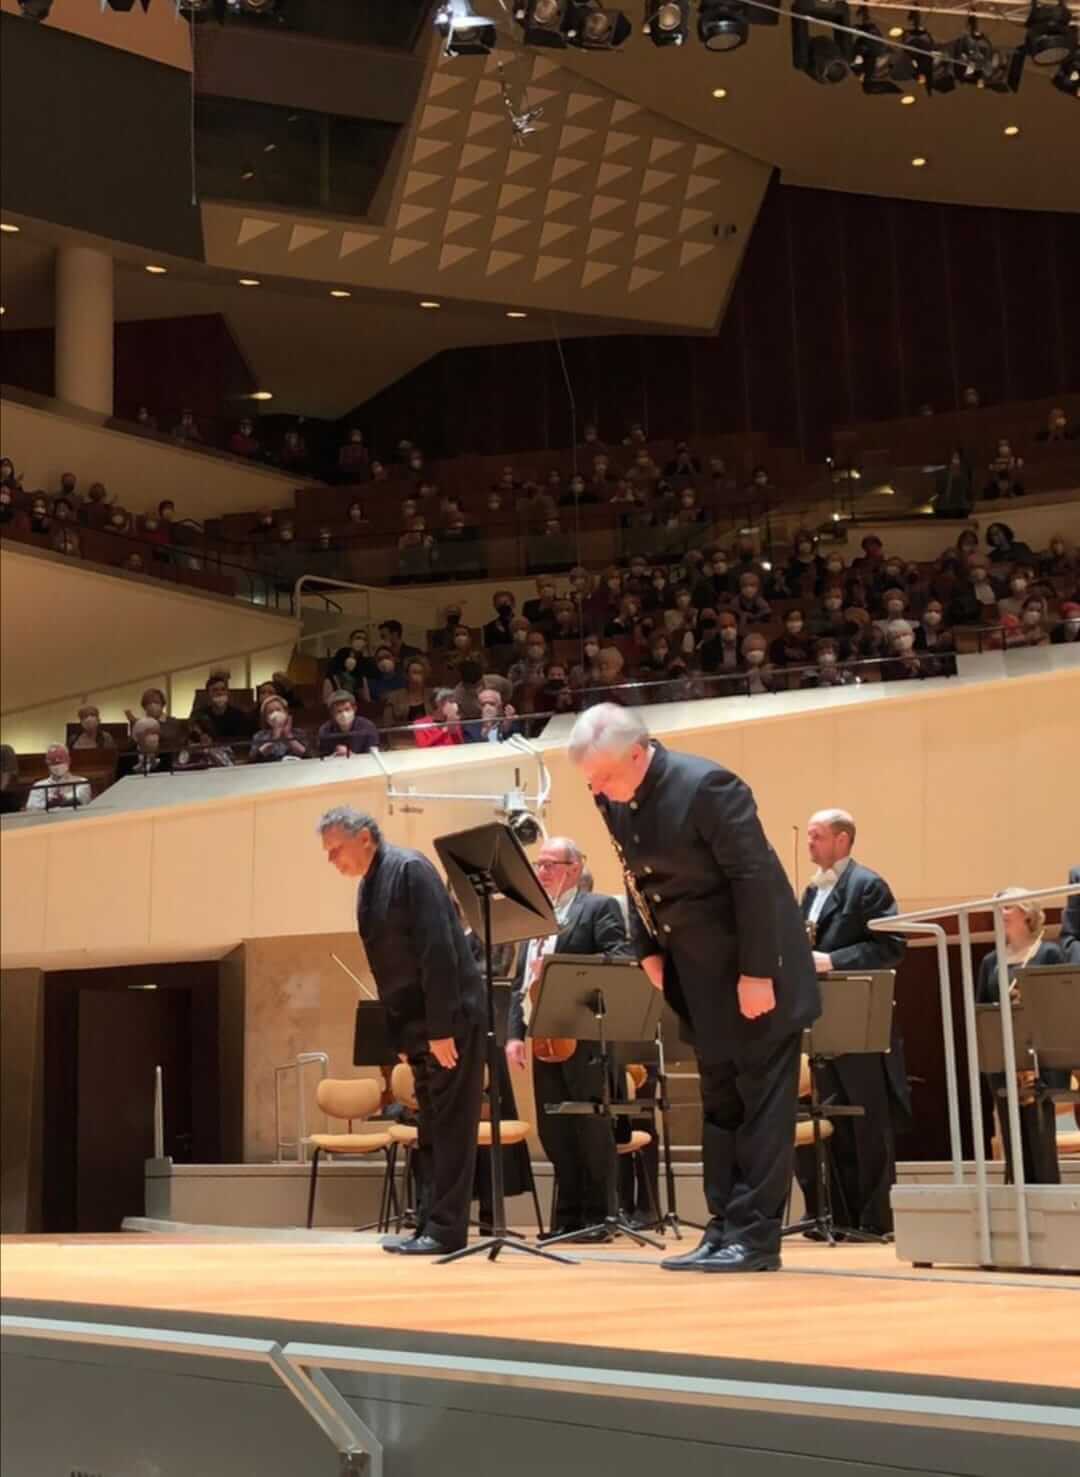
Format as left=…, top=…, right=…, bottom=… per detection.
left=0, top=0, right=192, bottom=71
left=0, top=969, right=44, bottom=1233
left=1, top=397, right=307, bottom=525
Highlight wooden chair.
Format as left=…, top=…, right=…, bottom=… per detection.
left=304, top=1077, right=394, bottom=1230
left=617, top=1069, right=661, bottom=1228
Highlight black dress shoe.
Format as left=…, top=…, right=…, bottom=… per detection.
left=538, top=1225, right=581, bottom=1242
left=567, top=1226, right=614, bottom=1244
left=699, top=1242, right=781, bottom=1273
left=660, top=1237, right=726, bottom=1270
left=380, top=1231, right=424, bottom=1252
left=387, top=1233, right=462, bottom=1257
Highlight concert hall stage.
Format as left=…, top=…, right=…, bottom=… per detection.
left=2, top=1232, right=1077, bottom=1477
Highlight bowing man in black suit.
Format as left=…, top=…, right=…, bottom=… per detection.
left=798, top=809, right=908, bottom=1236
left=569, top=705, right=820, bottom=1273
left=319, top=806, right=486, bottom=1257
left=1060, top=866, right=1080, bottom=964
left=506, top=837, right=631, bottom=1241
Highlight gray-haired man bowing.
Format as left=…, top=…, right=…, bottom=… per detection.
left=567, top=705, right=820, bottom=1272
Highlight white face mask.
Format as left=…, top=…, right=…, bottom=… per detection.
left=720, top=627, right=736, bottom=642
left=820, top=652, right=837, bottom=667
left=886, top=601, right=904, bottom=617
left=746, top=651, right=765, bottom=665
left=924, top=611, right=942, bottom=626
left=1065, top=619, right=1080, bottom=636
left=895, top=633, right=915, bottom=652
left=1023, top=610, right=1041, bottom=625
left=584, top=645, right=599, bottom=659
left=825, top=598, right=842, bottom=612
left=1011, top=579, right=1028, bottom=593
left=787, top=621, right=804, bottom=635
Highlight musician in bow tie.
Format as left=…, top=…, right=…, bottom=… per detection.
left=797, top=809, right=909, bottom=1238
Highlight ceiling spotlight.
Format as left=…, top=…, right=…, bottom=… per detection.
left=647, top=1, right=689, bottom=46
left=434, top=0, right=498, bottom=56
left=900, top=92, right=915, bottom=103
left=901, top=11, right=939, bottom=91
left=850, top=12, right=902, bottom=94
left=911, top=156, right=927, bottom=167
left=888, top=25, right=902, bottom=38
left=419, top=300, right=442, bottom=308
left=16, top=1, right=54, bottom=19
left=698, top=1, right=749, bottom=51
left=0, top=223, right=20, bottom=234
left=563, top=2, right=632, bottom=48
left=792, top=2, right=851, bottom=83
left=241, top=168, right=256, bottom=180
left=1004, top=124, right=1021, bottom=135
left=231, top=0, right=281, bottom=15
left=712, top=86, right=728, bottom=97
left=506, top=309, right=528, bottom=317
left=330, top=289, right=351, bottom=298
left=515, top=0, right=570, bottom=46
left=250, top=390, right=274, bottom=400
left=949, top=19, right=998, bottom=86
left=238, top=277, right=261, bottom=286
left=1025, top=3, right=1073, bottom=66
left=145, top=265, right=168, bottom=274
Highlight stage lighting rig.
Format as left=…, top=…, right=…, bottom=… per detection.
left=565, top=1, right=632, bottom=47
left=698, top=1, right=750, bottom=50
left=1025, top=2, right=1074, bottom=65
left=514, top=0, right=571, bottom=46
left=849, top=10, right=909, bottom=93
left=792, top=1, right=852, bottom=84
left=15, top=0, right=54, bottom=18
left=646, top=1, right=690, bottom=46
left=1052, top=49, right=1079, bottom=93
left=434, top=0, right=498, bottom=56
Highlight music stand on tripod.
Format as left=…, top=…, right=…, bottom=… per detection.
left=781, top=970, right=896, bottom=1247
left=434, top=822, right=570, bottom=1266
left=530, top=954, right=665, bottom=1249
left=641, top=1003, right=708, bottom=1240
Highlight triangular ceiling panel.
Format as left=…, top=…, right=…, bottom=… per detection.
left=602, top=130, right=637, bottom=159
left=439, top=244, right=476, bottom=270
left=648, top=138, right=684, bottom=164
left=684, top=173, right=721, bottom=201
left=466, top=110, right=504, bottom=139
left=531, top=55, right=561, bottom=82
left=505, top=149, right=544, bottom=177
left=641, top=169, right=676, bottom=197
left=527, top=87, right=560, bottom=107
left=635, top=201, right=668, bottom=228
left=427, top=71, right=472, bottom=100
left=443, top=210, right=481, bottom=239
left=459, top=144, right=496, bottom=171
left=693, top=143, right=728, bottom=169
left=581, top=260, right=618, bottom=289
left=544, top=189, right=581, bottom=216
left=589, top=194, right=624, bottom=222
left=487, top=249, right=524, bottom=276
left=474, top=78, right=504, bottom=104
left=533, top=255, right=571, bottom=282
left=497, top=183, right=535, bottom=211
left=490, top=215, right=530, bottom=243
left=610, top=99, right=640, bottom=123
left=236, top=218, right=278, bottom=246
left=550, top=155, right=590, bottom=184
left=450, top=176, right=488, bottom=204
left=287, top=224, right=329, bottom=252
left=679, top=207, right=713, bottom=234
left=595, top=162, right=631, bottom=188
left=587, top=227, right=622, bottom=256
left=411, top=137, right=454, bottom=166
left=395, top=204, right=434, bottom=232
left=628, top=265, right=663, bottom=293
left=419, top=103, right=459, bottom=134
left=402, top=170, right=443, bottom=200
left=680, top=241, right=714, bottom=267
left=559, top=123, right=595, bottom=152
left=540, top=221, right=576, bottom=249
left=339, top=229, right=379, bottom=258
left=566, top=91, right=606, bottom=119
left=634, top=234, right=669, bottom=261
left=388, top=237, right=428, bottom=265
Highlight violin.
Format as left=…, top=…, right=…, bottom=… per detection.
left=528, top=969, right=576, bottom=1063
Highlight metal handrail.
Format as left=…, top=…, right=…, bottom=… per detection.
left=869, top=882, right=1080, bottom=1269
left=274, top=1051, right=330, bottom=1164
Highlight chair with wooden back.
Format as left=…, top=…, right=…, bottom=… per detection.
left=305, top=1077, right=393, bottom=1230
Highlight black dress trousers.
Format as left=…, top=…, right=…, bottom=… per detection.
left=533, top=1044, right=616, bottom=1228
left=797, top=1053, right=897, bottom=1234
left=409, top=1023, right=485, bottom=1248
left=986, top=1069, right=1065, bottom=1187
left=697, top=1031, right=803, bottom=1253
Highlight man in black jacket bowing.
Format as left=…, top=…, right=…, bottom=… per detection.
left=569, top=705, right=820, bottom=1273
left=797, top=809, right=908, bottom=1237
left=505, top=836, right=630, bottom=1241
left=319, top=806, right=486, bottom=1256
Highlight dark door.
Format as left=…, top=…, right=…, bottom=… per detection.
left=75, top=987, right=193, bottom=1231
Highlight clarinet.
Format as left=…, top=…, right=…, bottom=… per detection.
left=595, top=795, right=661, bottom=947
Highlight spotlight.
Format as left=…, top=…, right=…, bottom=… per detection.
left=566, top=2, right=632, bottom=47
left=515, top=0, right=570, bottom=46
left=850, top=13, right=903, bottom=94
left=698, top=1, right=749, bottom=51
left=15, top=0, right=54, bottom=18
left=792, top=2, right=852, bottom=84
left=1025, top=3, right=1073, bottom=66
left=647, top=1, right=689, bottom=46
left=507, top=809, right=544, bottom=846
left=230, top=0, right=280, bottom=14
left=179, top=0, right=226, bottom=18
left=1051, top=47, right=1079, bottom=94
left=900, top=11, right=939, bottom=91
left=949, top=19, right=997, bottom=86
left=433, top=0, right=497, bottom=56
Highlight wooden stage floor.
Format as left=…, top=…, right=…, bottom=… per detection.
left=3, top=1232, right=1077, bottom=1390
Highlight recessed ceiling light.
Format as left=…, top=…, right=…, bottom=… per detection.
left=145, top=264, right=168, bottom=274
left=900, top=93, right=916, bottom=105
left=506, top=310, right=527, bottom=319
left=419, top=300, right=441, bottom=309
left=263, top=143, right=277, bottom=153
left=241, top=169, right=255, bottom=181
left=1004, top=124, right=1020, bottom=137
left=329, top=289, right=351, bottom=298
left=911, top=157, right=928, bottom=168
left=250, top=391, right=274, bottom=401
left=712, top=87, right=727, bottom=99
left=238, top=277, right=261, bottom=287
left=0, top=222, right=19, bottom=234
left=888, top=25, right=903, bottom=37
left=0, top=306, right=5, bottom=316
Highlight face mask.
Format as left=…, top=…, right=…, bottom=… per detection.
left=496, top=601, right=512, bottom=614
left=409, top=458, right=423, bottom=471
left=1011, top=579, right=1028, bottom=593
left=925, top=611, right=942, bottom=626
left=527, top=647, right=544, bottom=660
left=747, top=651, right=765, bottom=665
left=377, top=660, right=394, bottom=674
left=827, top=560, right=843, bottom=574
left=820, top=652, right=837, bottom=667
left=720, top=628, right=736, bottom=643
left=676, top=595, right=690, bottom=608
left=454, top=636, right=470, bottom=649
left=886, top=601, right=904, bottom=617
left=787, top=621, right=804, bottom=635
left=513, top=629, right=528, bottom=643
left=585, top=644, right=599, bottom=659
left=281, top=531, right=293, bottom=542
left=895, top=634, right=915, bottom=652
left=1023, top=610, right=1041, bottom=625
left=715, top=562, right=728, bottom=575
left=825, top=598, right=842, bottom=612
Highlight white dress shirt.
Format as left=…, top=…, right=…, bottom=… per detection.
left=521, top=887, right=578, bottom=1027
left=807, top=855, right=851, bottom=925
left=25, top=773, right=92, bottom=812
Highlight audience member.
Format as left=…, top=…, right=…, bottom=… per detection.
left=983, top=468, right=1025, bottom=500
left=934, top=448, right=974, bottom=517
left=383, top=657, right=432, bottom=726
left=769, top=608, right=814, bottom=668
left=377, top=619, right=422, bottom=667
left=117, top=718, right=173, bottom=777
left=412, top=688, right=465, bottom=747
left=1051, top=601, right=1080, bottom=644
left=368, top=646, right=405, bottom=704
left=1037, top=407, right=1071, bottom=442
left=0, top=744, right=20, bottom=814
left=483, top=590, right=517, bottom=647
left=29, top=496, right=51, bottom=536
left=508, top=631, right=549, bottom=688
left=134, top=405, right=158, bottom=433
left=171, top=409, right=203, bottom=445
left=338, top=428, right=369, bottom=479
left=71, top=704, right=115, bottom=751
left=986, top=522, right=1035, bottom=567
left=1, top=457, right=22, bottom=490
left=195, top=674, right=256, bottom=741
left=732, top=570, right=772, bottom=625
left=124, top=688, right=186, bottom=751
left=0, top=485, right=17, bottom=527
left=229, top=418, right=261, bottom=458
left=961, top=386, right=981, bottom=409
left=25, top=744, right=92, bottom=811
left=466, top=686, right=519, bottom=743
left=322, top=647, right=369, bottom=707
left=740, top=632, right=778, bottom=694
left=174, top=720, right=234, bottom=771
left=250, top=696, right=309, bottom=762
left=318, top=691, right=380, bottom=756
left=1040, top=535, right=1074, bottom=578
left=1015, top=596, right=1051, bottom=647
left=444, top=625, right=481, bottom=672
left=997, top=567, right=1035, bottom=620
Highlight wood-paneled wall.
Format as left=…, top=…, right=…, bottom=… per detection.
left=357, top=183, right=1080, bottom=462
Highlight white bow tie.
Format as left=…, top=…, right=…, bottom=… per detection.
left=811, top=868, right=838, bottom=889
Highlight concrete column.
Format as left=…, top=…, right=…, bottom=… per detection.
left=54, top=245, right=114, bottom=416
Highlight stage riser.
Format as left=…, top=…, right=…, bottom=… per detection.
left=893, top=1185, right=1080, bottom=1270
left=3, top=1338, right=1073, bottom=1477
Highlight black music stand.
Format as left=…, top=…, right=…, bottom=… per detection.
left=782, top=970, right=896, bottom=1247
left=433, top=822, right=569, bottom=1266
left=530, top=955, right=665, bottom=1249
left=641, top=1004, right=708, bottom=1239
left=978, top=965, right=1080, bottom=1115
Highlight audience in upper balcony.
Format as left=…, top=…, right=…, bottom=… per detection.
left=251, top=695, right=310, bottom=763
left=383, top=656, right=432, bottom=727
left=483, top=590, right=517, bottom=647
left=318, top=691, right=380, bottom=757
left=117, top=717, right=173, bottom=777
left=934, top=448, right=975, bottom=517
left=71, top=704, right=115, bottom=751
left=412, top=688, right=465, bottom=748
left=134, top=406, right=158, bottom=434
left=338, top=428, right=369, bottom=480
left=229, top=418, right=261, bottom=459
left=961, top=386, right=981, bottom=409
left=0, top=457, right=21, bottom=491
left=175, top=720, right=235, bottom=771
left=769, top=608, right=814, bottom=668
left=0, top=745, right=20, bottom=814
left=664, top=442, right=702, bottom=479
left=124, top=688, right=186, bottom=752
left=0, top=485, right=16, bottom=527
left=1052, top=602, right=1080, bottom=644
left=195, top=673, right=257, bottom=742
left=1037, top=407, right=1073, bottom=442
left=171, top=409, right=203, bottom=445
left=986, top=521, right=1036, bottom=568
left=984, top=467, right=1025, bottom=500
left=25, top=744, right=92, bottom=812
